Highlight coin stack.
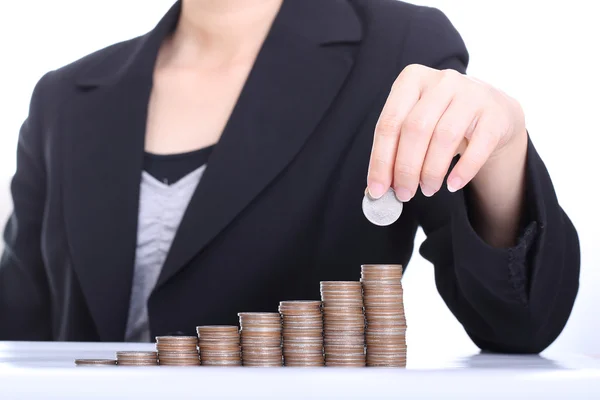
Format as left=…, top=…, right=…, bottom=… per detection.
left=156, top=336, right=201, bottom=366
left=197, top=326, right=242, bottom=367
left=238, top=313, right=283, bottom=367
left=279, top=301, right=324, bottom=367
left=361, top=264, right=407, bottom=367
left=74, top=359, right=116, bottom=367
left=320, top=281, right=366, bottom=367
left=116, top=351, right=158, bottom=366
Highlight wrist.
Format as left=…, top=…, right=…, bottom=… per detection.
left=468, top=128, right=528, bottom=248
left=474, top=128, right=528, bottom=186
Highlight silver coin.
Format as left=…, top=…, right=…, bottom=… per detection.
left=362, top=188, right=403, bottom=226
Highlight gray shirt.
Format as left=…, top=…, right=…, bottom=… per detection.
left=125, top=165, right=207, bottom=342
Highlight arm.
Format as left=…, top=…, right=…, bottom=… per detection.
left=0, top=73, right=54, bottom=340
left=406, top=8, right=579, bottom=353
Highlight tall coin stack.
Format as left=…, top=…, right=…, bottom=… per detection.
left=238, top=313, right=283, bottom=367
left=156, top=336, right=201, bottom=366
left=116, top=351, right=158, bottom=366
left=197, top=326, right=242, bottom=367
left=320, top=282, right=366, bottom=367
left=361, top=264, right=407, bottom=367
left=279, top=301, right=325, bottom=367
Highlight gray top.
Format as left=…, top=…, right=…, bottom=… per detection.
left=125, top=165, right=207, bottom=342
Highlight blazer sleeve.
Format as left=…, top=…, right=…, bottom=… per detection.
left=0, top=73, right=53, bottom=340
left=404, top=7, right=580, bottom=353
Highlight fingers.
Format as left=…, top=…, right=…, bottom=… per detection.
left=369, top=66, right=501, bottom=201
left=392, top=71, right=457, bottom=201
left=419, top=96, right=481, bottom=197
left=367, top=71, right=422, bottom=199
left=447, top=114, right=501, bottom=192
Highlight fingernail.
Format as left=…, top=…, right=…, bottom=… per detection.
left=367, top=183, right=386, bottom=199
left=447, top=177, right=463, bottom=193
left=420, top=184, right=436, bottom=197
left=394, top=187, right=412, bottom=202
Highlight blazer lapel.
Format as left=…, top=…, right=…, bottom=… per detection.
left=62, top=2, right=181, bottom=341
left=156, top=0, right=362, bottom=287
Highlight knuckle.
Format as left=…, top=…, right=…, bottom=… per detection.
left=441, top=68, right=461, bottom=81
left=439, top=69, right=465, bottom=91
left=371, top=156, right=391, bottom=171
left=403, top=63, right=423, bottom=76
left=375, top=116, right=402, bottom=137
left=393, top=67, right=414, bottom=89
left=391, top=76, right=405, bottom=91
left=478, top=124, right=502, bottom=146
left=434, top=122, right=462, bottom=147
left=420, top=167, right=444, bottom=184
left=498, top=114, right=514, bottom=136
left=369, top=159, right=392, bottom=183
left=394, top=161, right=420, bottom=180
left=461, top=153, right=483, bottom=172
left=494, top=125, right=509, bottom=142
left=469, top=83, right=492, bottom=100
left=402, top=115, right=429, bottom=136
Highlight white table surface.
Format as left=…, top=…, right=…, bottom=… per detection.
left=1, top=341, right=599, bottom=399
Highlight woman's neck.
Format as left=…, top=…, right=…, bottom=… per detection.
left=162, top=0, right=283, bottom=67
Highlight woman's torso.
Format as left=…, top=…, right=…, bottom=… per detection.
left=31, top=0, right=442, bottom=341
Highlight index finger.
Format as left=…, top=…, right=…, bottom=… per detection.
left=367, top=67, right=427, bottom=199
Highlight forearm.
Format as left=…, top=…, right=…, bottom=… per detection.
left=468, top=129, right=529, bottom=248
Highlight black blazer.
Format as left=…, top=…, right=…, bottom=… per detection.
left=0, top=0, right=579, bottom=353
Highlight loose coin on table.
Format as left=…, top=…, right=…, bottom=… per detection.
left=362, top=188, right=403, bottom=226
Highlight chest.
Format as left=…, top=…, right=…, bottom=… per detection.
left=144, top=64, right=253, bottom=154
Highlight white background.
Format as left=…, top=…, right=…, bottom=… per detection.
left=0, top=1, right=598, bottom=355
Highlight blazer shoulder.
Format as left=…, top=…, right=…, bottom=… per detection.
left=350, top=0, right=456, bottom=37
left=351, top=0, right=423, bottom=23
left=349, top=0, right=468, bottom=70
left=23, top=35, right=144, bottom=133
left=37, top=35, right=143, bottom=92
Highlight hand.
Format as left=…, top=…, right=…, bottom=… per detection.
left=367, top=64, right=527, bottom=201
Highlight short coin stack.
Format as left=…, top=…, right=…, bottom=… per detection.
left=116, top=351, right=158, bottom=366
left=197, top=326, right=242, bottom=367
left=156, top=336, right=200, bottom=366
left=320, top=281, right=366, bottom=367
left=361, top=264, right=407, bottom=367
left=279, top=301, right=324, bottom=367
left=238, top=313, right=283, bottom=367
left=74, top=359, right=116, bottom=367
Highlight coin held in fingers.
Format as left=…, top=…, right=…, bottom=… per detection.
left=362, top=187, right=403, bottom=226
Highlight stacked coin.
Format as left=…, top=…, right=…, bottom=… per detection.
left=156, top=336, right=201, bottom=366
left=74, top=359, right=116, bottom=367
left=279, top=301, right=324, bottom=367
left=320, top=281, right=366, bottom=367
left=116, top=351, right=158, bottom=366
left=197, top=326, right=242, bottom=367
left=361, top=264, right=407, bottom=367
left=238, top=313, right=283, bottom=367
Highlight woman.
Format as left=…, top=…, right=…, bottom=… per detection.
left=0, top=0, right=579, bottom=352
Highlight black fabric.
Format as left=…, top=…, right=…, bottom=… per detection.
left=144, top=146, right=215, bottom=185
left=0, top=0, right=579, bottom=353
